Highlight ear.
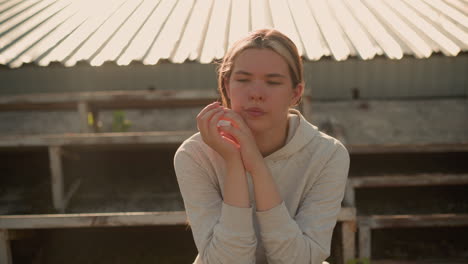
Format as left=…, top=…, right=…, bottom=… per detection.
left=291, top=82, right=304, bottom=106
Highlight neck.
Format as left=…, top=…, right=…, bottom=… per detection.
left=254, top=117, right=290, bottom=157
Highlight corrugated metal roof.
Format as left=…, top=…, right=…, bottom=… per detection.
left=0, top=0, right=467, bottom=68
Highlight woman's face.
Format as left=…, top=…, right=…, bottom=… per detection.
left=225, top=48, right=302, bottom=134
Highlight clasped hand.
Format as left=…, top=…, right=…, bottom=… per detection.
left=196, top=102, right=263, bottom=173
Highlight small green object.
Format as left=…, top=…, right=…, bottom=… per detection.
left=347, top=258, right=370, bottom=264
left=112, top=110, right=131, bottom=132
left=87, top=112, right=94, bottom=126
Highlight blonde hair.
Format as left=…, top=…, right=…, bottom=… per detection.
left=217, top=29, right=304, bottom=108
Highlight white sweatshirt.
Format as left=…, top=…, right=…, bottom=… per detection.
left=174, top=109, right=350, bottom=264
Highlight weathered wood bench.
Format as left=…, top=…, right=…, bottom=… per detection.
left=358, top=213, right=468, bottom=259
left=2, top=137, right=467, bottom=263
left=342, top=173, right=468, bottom=259
left=2, top=132, right=467, bottom=214
left=0, top=90, right=219, bottom=133
left=5, top=91, right=467, bottom=263
left=2, top=90, right=468, bottom=153
left=344, top=173, right=468, bottom=208
left=0, top=130, right=358, bottom=263
left=0, top=207, right=356, bottom=264
left=0, top=90, right=219, bottom=110
left=0, top=211, right=186, bottom=264
left=0, top=131, right=193, bottom=213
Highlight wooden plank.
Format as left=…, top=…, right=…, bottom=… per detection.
left=2, top=93, right=467, bottom=147
left=338, top=207, right=357, bottom=222
left=6, top=230, right=36, bottom=241
left=0, top=131, right=194, bottom=147
left=1, top=132, right=467, bottom=154
left=335, top=210, right=356, bottom=264
left=0, top=229, right=12, bottom=264
left=341, top=221, right=356, bottom=264
left=358, top=224, right=371, bottom=259
left=0, top=207, right=354, bottom=229
left=343, top=179, right=356, bottom=207
left=357, top=214, right=468, bottom=261
left=0, top=211, right=187, bottom=229
left=358, top=214, right=468, bottom=229
left=0, top=90, right=219, bottom=111
left=347, top=143, right=468, bottom=153
left=91, top=108, right=100, bottom=132
left=62, top=179, right=81, bottom=212
left=77, top=101, right=90, bottom=133
left=49, top=146, right=65, bottom=213
left=350, top=174, right=468, bottom=188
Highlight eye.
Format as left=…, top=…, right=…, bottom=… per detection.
left=267, top=81, right=282, bottom=85
left=236, top=79, right=249, bottom=83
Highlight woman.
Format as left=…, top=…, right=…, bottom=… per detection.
left=174, top=29, right=350, bottom=264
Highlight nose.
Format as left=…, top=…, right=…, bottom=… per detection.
left=248, top=81, right=265, bottom=102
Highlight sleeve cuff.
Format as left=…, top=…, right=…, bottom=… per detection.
left=255, top=201, right=293, bottom=232
left=219, top=202, right=255, bottom=234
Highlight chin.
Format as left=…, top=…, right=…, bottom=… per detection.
left=245, top=119, right=271, bottom=134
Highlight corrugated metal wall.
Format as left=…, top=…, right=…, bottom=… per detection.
left=305, top=53, right=468, bottom=100
left=0, top=53, right=467, bottom=99
left=0, top=62, right=218, bottom=94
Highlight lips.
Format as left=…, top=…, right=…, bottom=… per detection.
left=245, top=107, right=265, bottom=117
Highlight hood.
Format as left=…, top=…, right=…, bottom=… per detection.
left=265, top=109, right=319, bottom=162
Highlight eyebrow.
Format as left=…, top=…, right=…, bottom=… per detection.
left=233, top=70, right=286, bottom=78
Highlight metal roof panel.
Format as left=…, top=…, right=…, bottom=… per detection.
left=0, top=0, right=467, bottom=68
left=170, top=0, right=212, bottom=63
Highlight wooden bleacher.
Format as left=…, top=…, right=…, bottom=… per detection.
left=358, top=214, right=468, bottom=261
left=0, top=90, right=218, bottom=133
left=0, top=90, right=359, bottom=264
left=0, top=208, right=356, bottom=264
left=344, top=173, right=468, bottom=208
left=344, top=173, right=468, bottom=259
left=2, top=90, right=467, bottom=263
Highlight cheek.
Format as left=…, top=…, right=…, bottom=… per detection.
left=230, top=101, right=243, bottom=114
left=273, top=88, right=294, bottom=105
left=227, top=87, right=244, bottom=110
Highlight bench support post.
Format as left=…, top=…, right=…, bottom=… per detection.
left=344, top=180, right=355, bottom=207
left=49, top=146, right=65, bottom=213
left=91, top=108, right=100, bottom=132
left=0, top=229, right=12, bottom=264
left=78, top=101, right=91, bottom=133
left=358, top=223, right=371, bottom=259
left=341, top=220, right=356, bottom=264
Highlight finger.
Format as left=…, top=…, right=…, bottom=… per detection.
left=197, top=107, right=223, bottom=133
left=206, top=111, right=240, bottom=149
left=218, top=125, right=243, bottom=145
left=220, top=134, right=240, bottom=148
left=196, top=102, right=221, bottom=120
left=198, top=106, right=223, bottom=125
left=209, top=110, right=225, bottom=136
left=221, top=110, right=250, bottom=132
left=219, top=128, right=240, bottom=148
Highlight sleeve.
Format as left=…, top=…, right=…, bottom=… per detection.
left=174, top=144, right=257, bottom=264
left=255, top=142, right=350, bottom=264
